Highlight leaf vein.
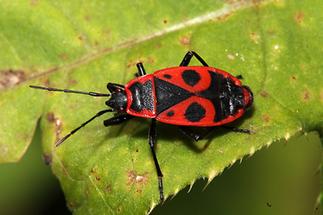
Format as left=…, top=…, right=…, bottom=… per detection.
left=89, top=175, right=115, bottom=214
left=7, top=0, right=271, bottom=89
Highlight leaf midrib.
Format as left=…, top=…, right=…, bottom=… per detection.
left=2, top=0, right=271, bottom=90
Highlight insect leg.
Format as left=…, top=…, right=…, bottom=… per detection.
left=179, top=126, right=215, bottom=141
left=221, top=126, right=253, bottom=134
left=103, top=114, right=133, bottom=126
left=148, top=119, right=164, bottom=201
left=180, top=51, right=209, bottom=67
left=235, top=75, right=243, bottom=80
left=56, top=109, right=113, bottom=147
left=136, top=62, right=146, bottom=76
left=180, top=126, right=252, bottom=142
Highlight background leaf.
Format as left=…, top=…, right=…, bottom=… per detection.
left=0, top=0, right=321, bottom=214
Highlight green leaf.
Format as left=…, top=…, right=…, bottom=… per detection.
left=0, top=0, right=322, bottom=214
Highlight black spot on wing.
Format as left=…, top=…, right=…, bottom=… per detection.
left=155, top=77, right=192, bottom=114
left=182, top=69, right=200, bottom=86
left=163, top=74, right=172, bottom=79
left=184, top=102, right=206, bottom=122
left=166, top=110, right=174, bottom=117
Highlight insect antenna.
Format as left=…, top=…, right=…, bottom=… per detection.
left=55, top=109, right=114, bottom=147
left=29, top=85, right=111, bottom=97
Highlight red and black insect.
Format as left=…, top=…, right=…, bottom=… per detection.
left=30, top=51, right=253, bottom=201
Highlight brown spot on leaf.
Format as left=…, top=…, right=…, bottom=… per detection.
left=290, top=75, right=297, bottom=81
left=90, top=167, right=101, bottom=181
left=260, top=90, right=269, bottom=98
left=0, top=69, right=26, bottom=89
left=127, top=171, right=148, bottom=184
left=163, top=19, right=168, bottom=24
left=105, top=184, right=112, bottom=193
left=126, top=61, right=135, bottom=68
left=302, top=89, right=311, bottom=102
left=147, top=56, right=155, bottom=65
left=294, top=11, right=304, bottom=24
left=225, top=0, right=250, bottom=6
left=251, top=0, right=262, bottom=6
left=127, top=170, right=148, bottom=193
left=59, top=53, right=69, bottom=61
left=127, top=57, right=155, bottom=68
left=215, top=13, right=232, bottom=21
left=42, top=153, right=52, bottom=165
left=47, top=112, right=56, bottom=123
left=43, top=78, right=50, bottom=86
left=225, top=0, right=248, bottom=4
left=68, top=79, right=77, bottom=85
left=84, top=15, right=91, bottom=21
left=67, top=201, right=77, bottom=209
left=127, top=59, right=144, bottom=68
left=179, top=35, right=191, bottom=46
left=90, top=167, right=98, bottom=175
left=262, top=114, right=271, bottom=123
left=30, top=0, right=38, bottom=6
left=250, top=32, right=260, bottom=44
left=78, top=35, right=84, bottom=41
left=46, top=112, right=62, bottom=142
